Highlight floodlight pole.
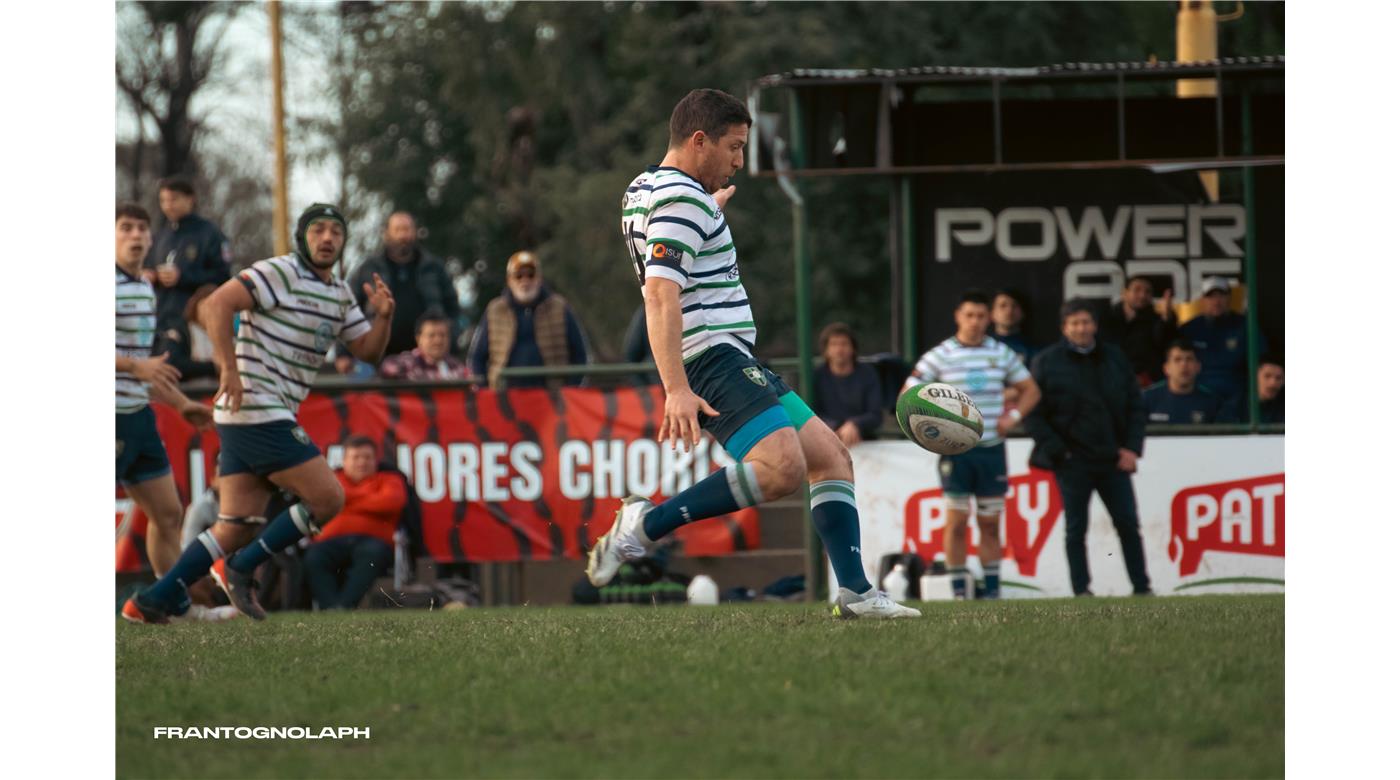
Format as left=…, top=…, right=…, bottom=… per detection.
left=269, top=1, right=290, bottom=255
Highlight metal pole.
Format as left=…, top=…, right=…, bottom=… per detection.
left=900, top=176, right=917, bottom=365
left=1241, top=91, right=1261, bottom=429
left=269, top=1, right=290, bottom=255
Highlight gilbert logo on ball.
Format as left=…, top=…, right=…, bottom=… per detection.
left=895, top=382, right=984, bottom=455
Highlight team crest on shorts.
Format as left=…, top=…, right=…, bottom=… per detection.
left=291, top=426, right=311, bottom=445
left=743, top=367, right=767, bottom=387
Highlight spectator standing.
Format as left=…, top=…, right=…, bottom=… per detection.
left=380, top=312, right=469, bottom=380
left=1142, top=340, right=1232, bottom=424
left=622, top=304, right=659, bottom=385
left=811, top=323, right=885, bottom=446
left=1098, top=275, right=1177, bottom=385
left=1025, top=299, right=1152, bottom=597
left=1178, top=276, right=1261, bottom=407
left=989, top=289, right=1037, bottom=362
left=904, top=291, right=1041, bottom=599
left=468, top=251, right=590, bottom=390
left=351, top=211, right=460, bottom=356
left=143, top=176, right=232, bottom=356
left=303, top=437, right=408, bottom=610
left=1255, top=356, right=1285, bottom=424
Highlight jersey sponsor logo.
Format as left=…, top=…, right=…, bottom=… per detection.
left=743, top=366, right=767, bottom=387
left=652, top=243, right=683, bottom=262
left=314, top=322, right=335, bottom=352
left=1169, top=473, right=1284, bottom=576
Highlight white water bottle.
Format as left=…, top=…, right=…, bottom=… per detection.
left=687, top=574, right=719, bottom=605
left=882, top=563, right=909, bottom=602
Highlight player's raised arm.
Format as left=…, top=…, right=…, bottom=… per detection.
left=348, top=273, right=395, bottom=363
left=200, top=277, right=256, bottom=414
left=644, top=276, right=717, bottom=451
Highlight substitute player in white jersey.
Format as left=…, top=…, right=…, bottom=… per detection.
left=903, top=290, right=1041, bottom=599
left=590, top=88, right=918, bottom=618
left=125, top=203, right=395, bottom=624
left=115, top=203, right=214, bottom=581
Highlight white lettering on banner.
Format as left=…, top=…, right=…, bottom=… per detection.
left=558, top=440, right=591, bottom=500
left=626, top=439, right=660, bottom=497
left=996, top=208, right=1057, bottom=261
left=1220, top=488, right=1252, bottom=544
left=660, top=443, right=695, bottom=494
left=935, top=209, right=994, bottom=262
left=481, top=442, right=510, bottom=502
left=414, top=443, right=446, bottom=502
left=1054, top=206, right=1130, bottom=260
left=509, top=443, right=542, bottom=500
left=396, top=444, right=412, bottom=475
left=917, top=496, right=943, bottom=543
left=1133, top=205, right=1187, bottom=258
left=447, top=443, right=480, bottom=501
left=1253, top=483, right=1284, bottom=546
left=1186, top=493, right=1217, bottom=541
left=592, top=440, right=625, bottom=499
left=1017, top=479, right=1051, bottom=543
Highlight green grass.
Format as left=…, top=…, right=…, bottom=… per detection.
left=116, top=595, right=1282, bottom=779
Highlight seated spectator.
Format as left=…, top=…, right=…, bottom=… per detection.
left=350, top=211, right=460, bottom=355
left=303, top=437, right=408, bottom=610
left=380, top=312, right=469, bottom=380
left=989, top=289, right=1038, bottom=362
left=1142, top=340, right=1232, bottom=424
left=1178, top=276, right=1263, bottom=406
left=1098, top=275, right=1177, bottom=386
left=812, top=323, right=884, bottom=446
left=330, top=344, right=376, bottom=381
left=1256, top=355, right=1285, bottom=424
left=468, top=250, right=589, bottom=390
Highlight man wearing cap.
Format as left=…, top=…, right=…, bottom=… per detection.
left=350, top=211, right=459, bottom=356
left=468, top=250, right=590, bottom=390
left=125, top=203, right=397, bottom=624
left=1177, top=276, right=1263, bottom=409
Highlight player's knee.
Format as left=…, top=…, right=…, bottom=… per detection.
left=307, top=482, right=345, bottom=522
left=150, top=506, right=183, bottom=532
left=755, top=457, right=804, bottom=499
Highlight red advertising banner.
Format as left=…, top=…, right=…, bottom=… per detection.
left=117, top=386, right=759, bottom=571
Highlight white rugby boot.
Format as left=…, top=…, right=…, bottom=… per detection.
left=833, top=587, right=923, bottom=619
left=586, top=495, right=654, bottom=587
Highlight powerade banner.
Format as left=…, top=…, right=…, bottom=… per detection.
left=915, top=168, right=1284, bottom=352
left=116, top=387, right=759, bottom=571
left=842, top=436, right=1283, bottom=597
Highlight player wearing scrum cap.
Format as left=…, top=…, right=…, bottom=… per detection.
left=125, top=204, right=396, bottom=624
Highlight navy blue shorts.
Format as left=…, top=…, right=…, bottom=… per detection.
left=684, top=344, right=816, bottom=459
left=217, top=421, right=321, bottom=477
left=116, top=407, right=171, bottom=486
left=939, top=442, right=1008, bottom=499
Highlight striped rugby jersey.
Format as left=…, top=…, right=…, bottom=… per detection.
left=217, top=253, right=372, bottom=425
left=621, top=165, right=755, bottom=362
left=116, top=267, right=158, bottom=413
left=904, top=336, right=1031, bottom=446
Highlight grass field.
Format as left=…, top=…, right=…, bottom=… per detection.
left=116, top=594, right=1283, bottom=779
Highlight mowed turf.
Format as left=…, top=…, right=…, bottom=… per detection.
left=116, top=594, right=1282, bottom=779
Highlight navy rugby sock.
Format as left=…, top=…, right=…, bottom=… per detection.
left=982, top=560, right=1001, bottom=596
left=643, top=462, right=763, bottom=542
left=228, top=503, right=315, bottom=573
left=143, top=530, right=223, bottom=613
left=810, top=480, right=873, bottom=593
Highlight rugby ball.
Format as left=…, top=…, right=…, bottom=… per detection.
left=895, top=383, right=984, bottom=455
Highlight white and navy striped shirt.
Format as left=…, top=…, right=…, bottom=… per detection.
left=116, top=267, right=158, bottom=413
left=217, top=254, right=372, bottom=425
left=904, top=336, right=1031, bottom=446
left=621, top=165, right=754, bottom=362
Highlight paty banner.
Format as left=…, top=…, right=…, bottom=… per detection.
left=845, top=436, right=1283, bottom=597
left=116, top=386, right=759, bottom=571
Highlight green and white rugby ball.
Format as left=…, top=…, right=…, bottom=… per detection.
left=895, top=382, right=984, bottom=455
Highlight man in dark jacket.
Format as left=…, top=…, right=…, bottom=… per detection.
left=1097, top=275, right=1177, bottom=385
left=1025, top=299, right=1152, bottom=596
left=143, top=176, right=232, bottom=341
left=350, top=211, right=460, bottom=355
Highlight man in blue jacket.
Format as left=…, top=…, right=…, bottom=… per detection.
left=143, top=176, right=232, bottom=339
left=1178, top=276, right=1263, bottom=408
left=1025, top=299, right=1152, bottom=597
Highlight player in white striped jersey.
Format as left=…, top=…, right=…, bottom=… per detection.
left=126, top=203, right=395, bottom=624
left=903, top=290, right=1041, bottom=598
left=590, top=88, right=918, bottom=618
left=115, top=203, right=214, bottom=581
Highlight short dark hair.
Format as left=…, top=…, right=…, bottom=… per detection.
left=1125, top=274, right=1154, bottom=290
left=157, top=176, right=195, bottom=196
left=1165, top=338, right=1197, bottom=358
left=386, top=210, right=416, bottom=229
left=343, top=435, right=377, bottom=454
left=957, top=289, right=992, bottom=310
left=668, top=88, right=751, bottom=148
left=1059, top=298, right=1098, bottom=323
left=1259, top=353, right=1284, bottom=369
left=415, top=310, right=451, bottom=335
left=116, top=202, right=150, bottom=225
left=818, top=322, right=858, bottom=355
